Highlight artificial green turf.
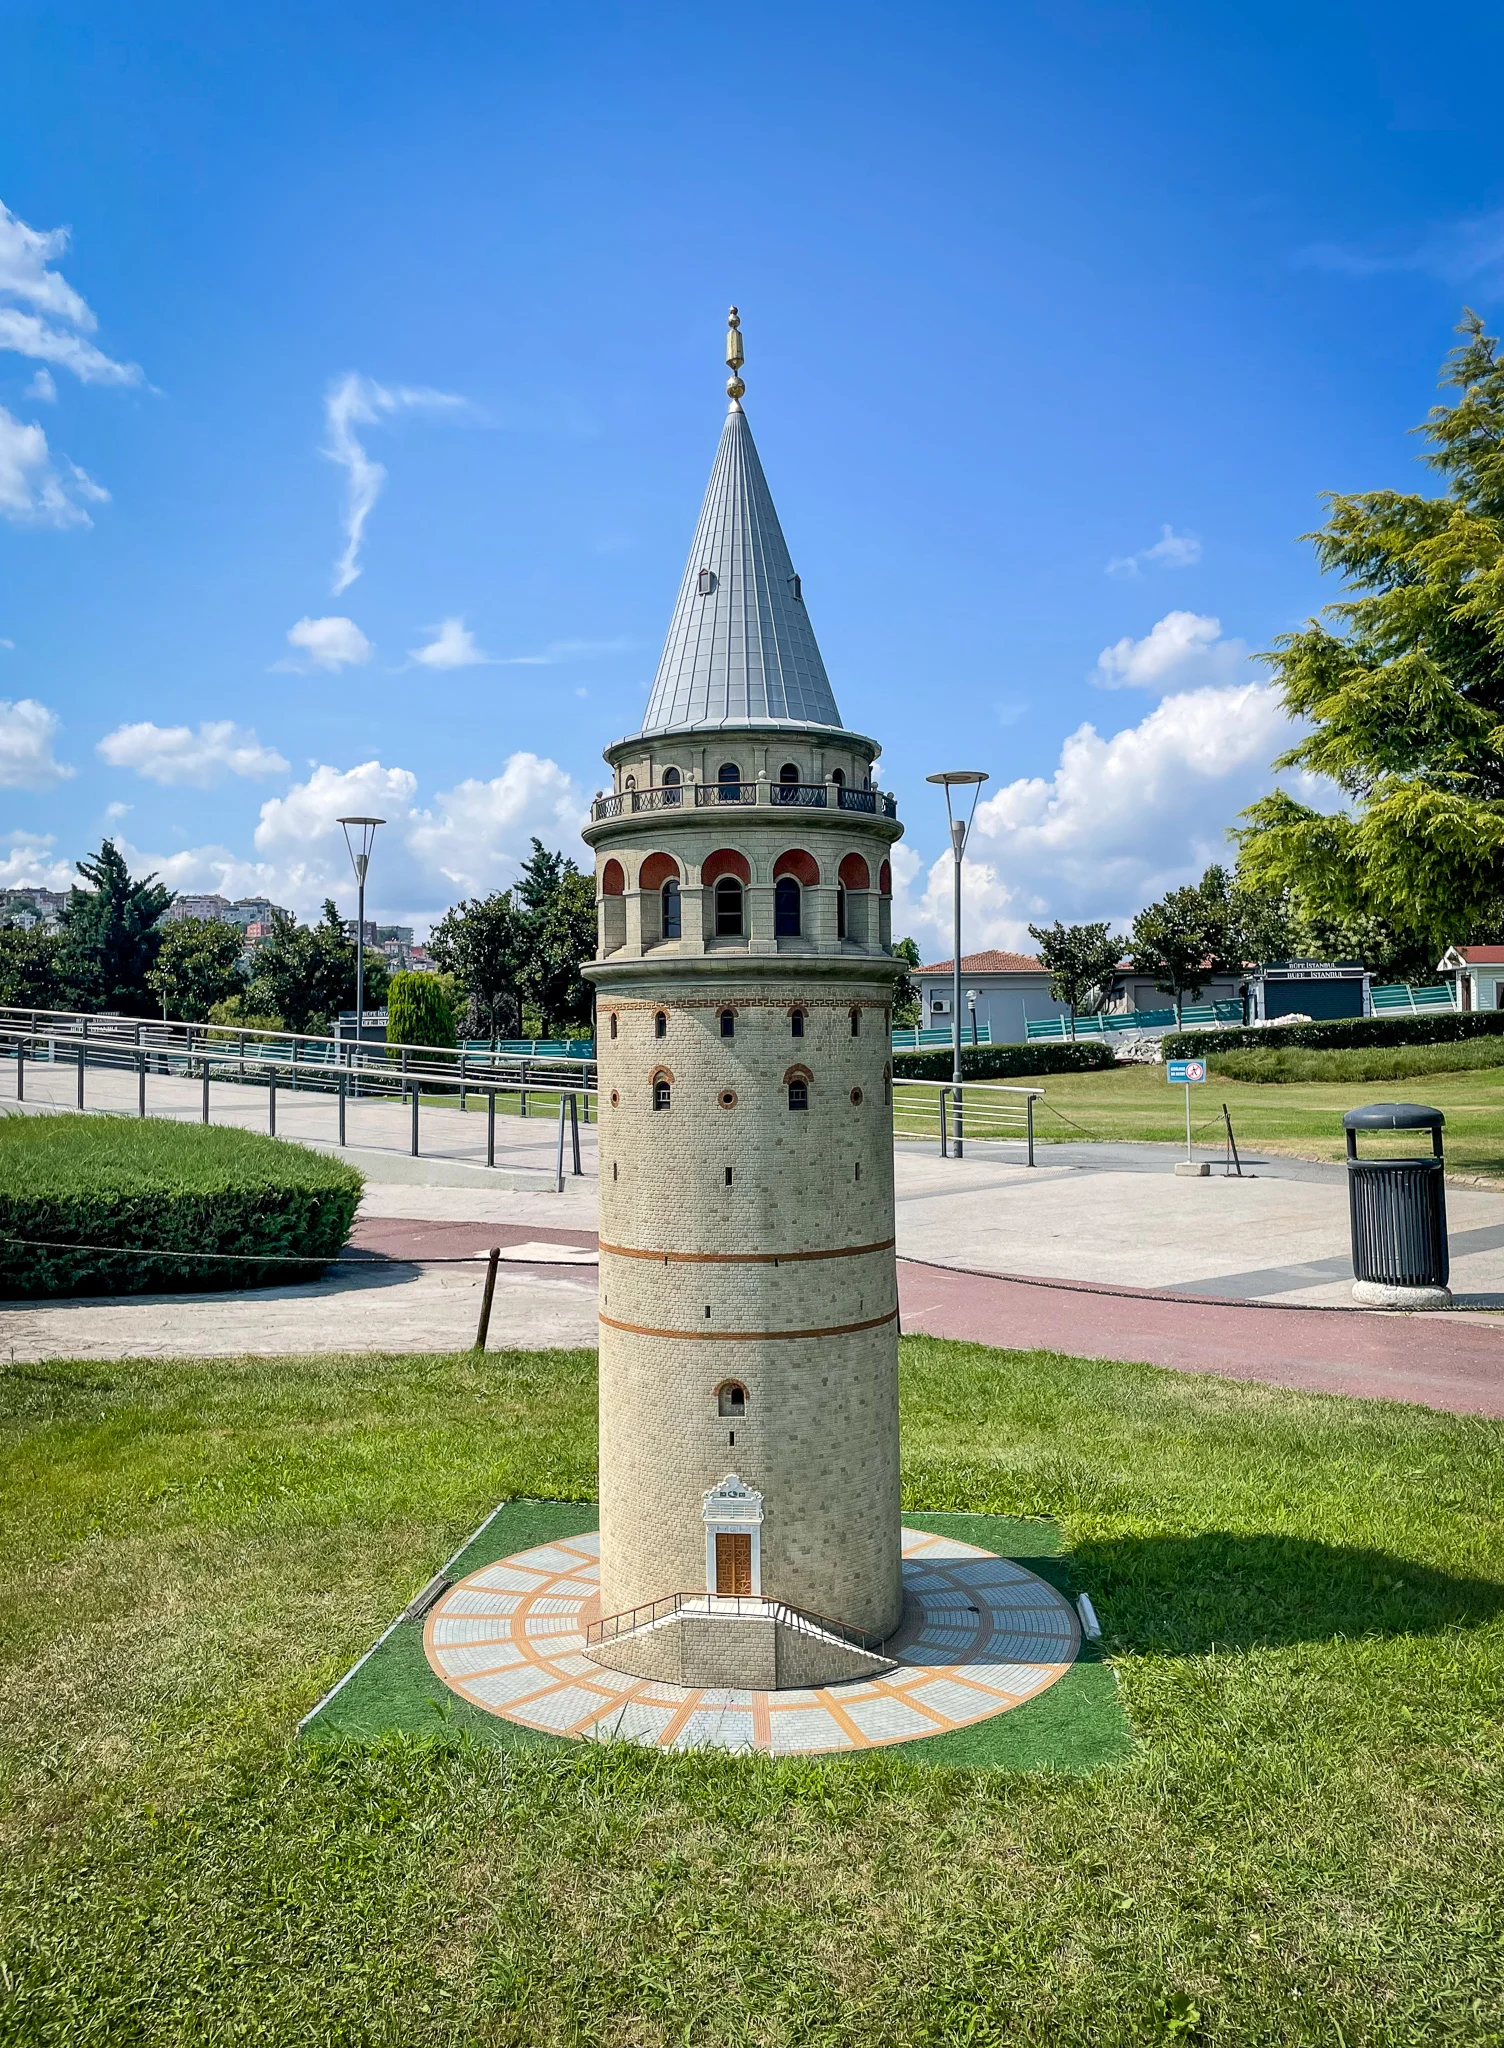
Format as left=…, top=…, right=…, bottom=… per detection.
left=2, top=1337, right=1502, bottom=2045
left=302, top=1500, right=1129, bottom=1773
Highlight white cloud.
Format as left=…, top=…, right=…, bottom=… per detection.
left=104, top=801, right=131, bottom=820
left=0, top=405, right=109, bottom=526
left=25, top=367, right=55, bottom=402
left=274, top=615, right=373, bottom=671
left=1093, top=610, right=1247, bottom=693
left=497, top=636, right=635, bottom=667
left=106, top=750, right=587, bottom=933
left=1298, top=207, right=1504, bottom=290
left=0, top=830, right=74, bottom=890
left=410, top=617, right=491, bottom=669
left=0, top=697, right=73, bottom=787
left=96, top=720, right=290, bottom=788
left=323, top=373, right=467, bottom=594
left=895, top=680, right=1307, bottom=958
left=1107, top=524, right=1201, bottom=576
left=0, top=200, right=142, bottom=385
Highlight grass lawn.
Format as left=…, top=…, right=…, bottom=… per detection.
left=1003, top=1060, right=1504, bottom=1178
left=1, top=1338, right=1501, bottom=2045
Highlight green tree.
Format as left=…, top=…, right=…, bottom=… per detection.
left=244, top=902, right=388, bottom=1034
left=1236, top=311, right=1504, bottom=963
left=514, top=839, right=597, bottom=1037
left=386, top=970, right=457, bottom=1049
left=145, top=917, right=247, bottom=1021
left=890, top=936, right=922, bottom=1027
left=429, top=891, right=525, bottom=1039
left=1026, top=920, right=1125, bottom=1037
left=0, top=920, right=62, bottom=1009
left=55, top=841, right=174, bottom=1014
left=1130, top=868, right=1241, bottom=1025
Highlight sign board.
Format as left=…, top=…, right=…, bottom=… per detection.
left=1166, top=1058, right=1206, bottom=1084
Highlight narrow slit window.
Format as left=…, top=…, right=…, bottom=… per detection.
left=719, top=1009, right=735, bottom=1038
left=850, top=1007, right=861, bottom=1037
left=608, top=1012, right=618, bottom=1040
left=654, top=1011, right=667, bottom=1039
left=790, top=1009, right=805, bottom=1038
left=661, top=879, right=681, bottom=939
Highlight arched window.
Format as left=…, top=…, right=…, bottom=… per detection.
left=779, top=761, right=800, bottom=784
left=654, top=1011, right=667, bottom=1039
left=718, top=1381, right=747, bottom=1417
left=624, top=774, right=636, bottom=791
left=662, top=765, right=681, bottom=807
left=837, top=884, right=847, bottom=939
left=717, top=761, right=742, bottom=798
left=788, top=1077, right=809, bottom=1111
left=719, top=1009, right=735, bottom=1038
left=850, top=1007, right=861, bottom=1037
left=652, top=1073, right=672, bottom=1111
left=609, top=1012, right=618, bottom=1040
left=774, top=876, right=801, bottom=937
left=715, top=877, right=744, bottom=937
left=790, top=1009, right=805, bottom=1038
left=661, top=880, right=681, bottom=939
left=831, top=767, right=846, bottom=788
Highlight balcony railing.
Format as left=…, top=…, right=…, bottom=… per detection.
left=591, top=780, right=898, bottom=823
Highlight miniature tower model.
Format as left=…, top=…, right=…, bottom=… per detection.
left=582, top=311, right=906, bottom=1691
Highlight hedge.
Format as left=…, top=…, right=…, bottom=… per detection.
left=0, top=1114, right=363, bottom=1300
left=1163, top=1010, right=1504, bottom=1060
left=892, top=1041, right=1116, bottom=1081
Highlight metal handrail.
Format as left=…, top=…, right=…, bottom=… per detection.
left=0, top=1004, right=597, bottom=1093
left=891, top=1076, right=1042, bottom=1166
left=586, top=1588, right=887, bottom=1653
left=589, top=781, right=900, bottom=822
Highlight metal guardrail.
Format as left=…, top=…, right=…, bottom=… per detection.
left=892, top=1077, right=1041, bottom=1164
left=591, top=781, right=899, bottom=822
left=0, top=1018, right=595, bottom=1186
left=586, top=1588, right=888, bottom=1654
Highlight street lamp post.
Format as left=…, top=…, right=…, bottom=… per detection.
left=967, top=989, right=979, bottom=1046
left=926, top=770, right=989, bottom=1159
left=338, top=816, right=385, bottom=1083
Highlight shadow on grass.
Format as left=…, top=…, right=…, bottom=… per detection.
left=1071, top=1530, right=1504, bottom=1653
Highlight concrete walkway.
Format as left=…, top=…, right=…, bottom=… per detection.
left=4, top=1113, right=1502, bottom=1414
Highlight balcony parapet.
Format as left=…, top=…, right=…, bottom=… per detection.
left=591, top=781, right=899, bottom=824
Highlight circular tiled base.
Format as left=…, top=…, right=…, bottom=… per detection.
left=423, top=1526, right=1079, bottom=1754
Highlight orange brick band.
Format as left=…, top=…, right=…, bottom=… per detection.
left=597, top=1306, right=899, bottom=1342
left=598, top=1236, right=895, bottom=1266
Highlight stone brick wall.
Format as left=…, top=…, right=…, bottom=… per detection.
left=591, top=972, right=904, bottom=1639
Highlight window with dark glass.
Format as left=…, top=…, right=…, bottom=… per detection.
left=788, top=1078, right=809, bottom=1111
left=661, top=880, right=681, bottom=939
left=717, top=761, right=742, bottom=797
left=653, top=1077, right=671, bottom=1111
left=831, top=767, right=846, bottom=788
left=850, top=1007, right=861, bottom=1037
left=654, top=1011, right=667, bottom=1038
left=714, top=877, right=744, bottom=937
left=774, top=876, right=801, bottom=937
left=719, top=1009, right=735, bottom=1038
left=662, top=766, right=681, bottom=807
left=790, top=1009, right=805, bottom=1038
left=609, top=1012, right=618, bottom=1040
left=837, top=883, right=847, bottom=939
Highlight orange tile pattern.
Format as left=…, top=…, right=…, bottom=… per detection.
left=423, top=1527, right=1079, bottom=1754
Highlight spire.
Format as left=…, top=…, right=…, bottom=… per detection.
left=637, top=309, right=843, bottom=736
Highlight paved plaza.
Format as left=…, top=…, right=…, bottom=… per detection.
left=5, top=1078, right=1504, bottom=1413
left=421, top=1525, right=1079, bottom=1755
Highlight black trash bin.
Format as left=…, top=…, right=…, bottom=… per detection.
left=1343, top=1103, right=1449, bottom=1303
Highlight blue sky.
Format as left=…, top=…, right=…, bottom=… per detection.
left=3, top=0, right=1502, bottom=953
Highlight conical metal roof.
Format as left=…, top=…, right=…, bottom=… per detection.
left=638, top=403, right=843, bottom=736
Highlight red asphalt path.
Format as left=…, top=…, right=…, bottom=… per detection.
left=349, top=1218, right=1504, bottom=1419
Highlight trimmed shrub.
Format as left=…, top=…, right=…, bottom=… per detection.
left=1210, top=1038, right=1504, bottom=1085
left=893, top=1041, right=1116, bottom=1081
left=386, top=971, right=457, bottom=1050
left=0, top=1114, right=362, bottom=1300
left=1164, top=1010, right=1504, bottom=1060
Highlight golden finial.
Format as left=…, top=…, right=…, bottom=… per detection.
left=725, top=305, right=746, bottom=408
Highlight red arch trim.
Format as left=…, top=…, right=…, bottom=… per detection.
left=839, top=852, right=871, bottom=890
left=639, top=851, right=680, bottom=891
left=601, top=858, right=625, bottom=896
left=774, top=848, right=819, bottom=886
left=702, top=848, right=751, bottom=885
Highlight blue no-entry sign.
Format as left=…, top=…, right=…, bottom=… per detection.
left=1167, top=1059, right=1206, bottom=1084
